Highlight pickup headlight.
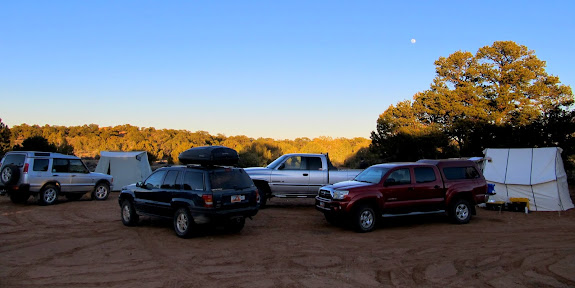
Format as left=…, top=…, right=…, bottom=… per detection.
left=332, top=190, right=349, bottom=200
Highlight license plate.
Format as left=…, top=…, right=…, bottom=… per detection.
left=319, top=201, right=325, bottom=208
left=231, top=195, right=245, bottom=203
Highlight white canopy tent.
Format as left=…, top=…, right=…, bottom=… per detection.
left=482, top=147, right=574, bottom=211
left=95, top=151, right=152, bottom=191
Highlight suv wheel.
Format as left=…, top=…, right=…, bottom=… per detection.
left=91, top=183, right=110, bottom=201
left=10, top=192, right=30, bottom=204
left=1, top=165, right=20, bottom=185
left=121, top=199, right=139, bottom=226
left=353, top=204, right=376, bottom=233
left=225, top=217, right=245, bottom=234
left=174, top=207, right=194, bottom=238
left=450, top=199, right=471, bottom=224
left=38, top=184, right=59, bottom=205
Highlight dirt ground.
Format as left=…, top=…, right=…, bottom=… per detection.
left=1, top=192, right=575, bottom=288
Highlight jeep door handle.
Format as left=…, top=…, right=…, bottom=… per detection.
left=434, top=185, right=440, bottom=189
left=303, top=173, right=308, bottom=176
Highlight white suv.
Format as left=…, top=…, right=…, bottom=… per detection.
left=0, top=151, right=113, bottom=205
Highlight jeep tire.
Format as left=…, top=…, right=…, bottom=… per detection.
left=121, top=199, right=139, bottom=226
left=174, top=207, right=194, bottom=238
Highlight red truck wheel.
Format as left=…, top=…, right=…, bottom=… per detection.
left=353, top=204, right=376, bottom=232
left=450, top=199, right=472, bottom=224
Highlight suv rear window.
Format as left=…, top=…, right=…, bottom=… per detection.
left=443, top=166, right=480, bottom=180
left=2, top=154, right=26, bottom=168
left=209, top=169, right=253, bottom=190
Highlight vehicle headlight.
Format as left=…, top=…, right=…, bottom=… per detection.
left=332, top=190, right=349, bottom=200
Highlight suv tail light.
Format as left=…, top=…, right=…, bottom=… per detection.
left=23, top=163, right=29, bottom=174
left=202, top=194, right=213, bottom=208
left=256, top=190, right=260, bottom=204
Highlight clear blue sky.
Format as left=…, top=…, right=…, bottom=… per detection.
left=1, top=1, right=573, bottom=140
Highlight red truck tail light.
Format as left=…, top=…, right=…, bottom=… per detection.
left=23, top=163, right=29, bottom=173
left=202, top=194, right=213, bottom=208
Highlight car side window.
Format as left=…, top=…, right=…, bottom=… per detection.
left=144, top=170, right=167, bottom=189
left=415, top=167, right=437, bottom=183
left=53, top=159, right=69, bottom=173
left=306, top=157, right=323, bottom=170
left=183, top=171, right=204, bottom=191
left=161, top=170, right=180, bottom=189
left=387, top=168, right=411, bottom=185
left=33, top=159, right=50, bottom=172
left=69, top=159, right=88, bottom=173
left=283, top=156, right=303, bottom=170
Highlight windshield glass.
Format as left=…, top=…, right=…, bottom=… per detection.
left=209, top=169, right=254, bottom=190
left=266, top=155, right=289, bottom=169
left=354, top=167, right=390, bottom=184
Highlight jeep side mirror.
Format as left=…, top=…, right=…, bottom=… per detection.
left=136, top=181, right=144, bottom=188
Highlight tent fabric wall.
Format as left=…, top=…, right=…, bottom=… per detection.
left=483, top=147, right=574, bottom=211
left=95, top=151, right=152, bottom=191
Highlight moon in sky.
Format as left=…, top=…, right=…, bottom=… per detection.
left=411, top=39, right=416, bottom=44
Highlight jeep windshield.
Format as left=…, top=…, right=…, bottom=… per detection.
left=209, top=169, right=254, bottom=190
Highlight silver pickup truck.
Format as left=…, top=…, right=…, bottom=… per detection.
left=244, top=153, right=362, bottom=206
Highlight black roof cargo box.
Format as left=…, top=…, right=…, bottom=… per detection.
left=178, top=146, right=239, bottom=166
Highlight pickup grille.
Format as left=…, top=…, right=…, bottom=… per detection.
left=318, top=189, right=332, bottom=200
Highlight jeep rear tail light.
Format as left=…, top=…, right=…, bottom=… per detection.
left=202, top=194, right=213, bottom=208
left=23, top=163, right=29, bottom=174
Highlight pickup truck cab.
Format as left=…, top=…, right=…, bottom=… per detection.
left=244, top=153, right=362, bottom=206
left=315, top=159, right=488, bottom=232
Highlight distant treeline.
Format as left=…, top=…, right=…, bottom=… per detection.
left=8, top=123, right=372, bottom=168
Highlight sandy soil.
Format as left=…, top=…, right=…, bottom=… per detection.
left=1, top=193, right=575, bottom=288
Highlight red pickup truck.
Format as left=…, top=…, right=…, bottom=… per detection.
left=315, top=159, right=488, bottom=232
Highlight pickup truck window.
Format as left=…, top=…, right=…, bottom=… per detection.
left=387, top=169, right=411, bottom=185
left=415, top=167, right=437, bottom=183
left=183, top=171, right=204, bottom=191
left=308, top=157, right=322, bottom=170
left=355, top=167, right=390, bottom=184
left=443, top=167, right=480, bottom=180
left=283, top=156, right=303, bottom=170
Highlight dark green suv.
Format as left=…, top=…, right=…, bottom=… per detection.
left=118, top=165, right=260, bottom=238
